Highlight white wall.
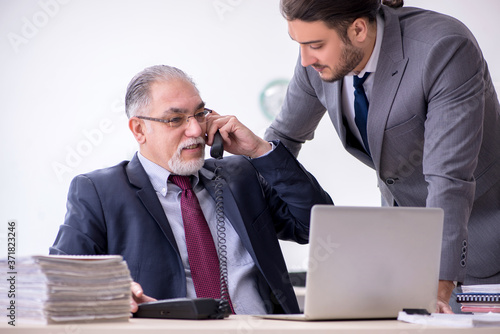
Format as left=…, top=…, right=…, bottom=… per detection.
left=0, top=1, right=498, bottom=272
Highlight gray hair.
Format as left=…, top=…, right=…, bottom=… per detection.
left=125, top=65, right=197, bottom=118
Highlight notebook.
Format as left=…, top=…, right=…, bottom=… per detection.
left=264, top=205, right=444, bottom=321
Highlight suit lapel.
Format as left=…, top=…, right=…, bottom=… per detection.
left=369, top=7, right=409, bottom=172
left=126, top=154, right=180, bottom=254
left=325, top=80, right=374, bottom=167
left=327, top=81, right=348, bottom=146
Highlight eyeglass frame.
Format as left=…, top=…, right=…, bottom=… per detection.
left=135, top=108, right=213, bottom=128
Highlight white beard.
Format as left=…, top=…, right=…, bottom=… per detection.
left=168, top=137, right=205, bottom=175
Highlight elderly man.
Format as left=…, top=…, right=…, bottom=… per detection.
left=50, top=65, right=333, bottom=315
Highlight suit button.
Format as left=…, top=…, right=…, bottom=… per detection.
left=460, top=260, right=466, bottom=267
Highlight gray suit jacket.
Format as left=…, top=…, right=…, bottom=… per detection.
left=265, top=5, right=500, bottom=284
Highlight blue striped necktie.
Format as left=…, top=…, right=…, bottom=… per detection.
left=353, top=72, right=371, bottom=155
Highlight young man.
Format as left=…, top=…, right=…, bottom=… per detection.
left=50, top=65, right=333, bottom=315
left=265, top=0, right=500, bottom=313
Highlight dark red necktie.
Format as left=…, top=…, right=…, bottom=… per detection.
left=169, top=175, right=223, bottom=300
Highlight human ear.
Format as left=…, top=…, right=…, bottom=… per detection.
left=349, top=18, right=369, bottom=43
left=129, top=117, right=147, bottom=144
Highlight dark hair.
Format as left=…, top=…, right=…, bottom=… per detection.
left=280, top=0, right=403, bottom=41
left=382, top=0, right=404, bottom=8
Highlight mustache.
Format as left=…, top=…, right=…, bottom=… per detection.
left=177, top=137, right=205, bottom=153
left=312, top=63, right=327, bottom=69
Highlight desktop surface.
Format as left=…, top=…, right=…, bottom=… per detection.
left=4, top=315, right=500, bottom=334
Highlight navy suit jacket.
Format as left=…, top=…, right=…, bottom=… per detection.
left=50, top=142, right=333, bottom=314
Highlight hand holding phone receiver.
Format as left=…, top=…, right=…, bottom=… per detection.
left=210, top=130, right=224, bottom=159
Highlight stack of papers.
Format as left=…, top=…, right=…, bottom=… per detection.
left=0, top=255, right=132, bottom=324
left=398, top=311, right=500, bottom=328
left=458, top=284, right=500, bottom=313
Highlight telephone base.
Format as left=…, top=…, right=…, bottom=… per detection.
left=133, top=298, right=231, bottom=320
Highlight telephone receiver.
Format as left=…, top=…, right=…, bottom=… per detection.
left=210, top=130, right=224, bottom=159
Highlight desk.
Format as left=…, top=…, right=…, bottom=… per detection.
left=3, top=315, right=500, bottom=333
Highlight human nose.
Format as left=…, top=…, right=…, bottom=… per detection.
left=185, top=115, right=198, bottom=123
left=300, top=46, right=316, bottom=67
left=183, top=116, right=203, bottom=137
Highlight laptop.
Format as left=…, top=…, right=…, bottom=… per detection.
left=264, top=205, right=444, bottom=321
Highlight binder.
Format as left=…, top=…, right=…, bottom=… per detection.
left=457, top=293, right=500, bottom=303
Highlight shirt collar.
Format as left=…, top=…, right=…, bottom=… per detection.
left=137, top=152, right=202, bottom=196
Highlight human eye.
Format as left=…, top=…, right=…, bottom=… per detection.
left=194, top=111, right=207, bottom=122
left=310, top=44, right=323, bottom=50
left=168, top=116, right=185, bottom=125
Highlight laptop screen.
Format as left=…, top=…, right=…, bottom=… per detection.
left=303, top=205, right=444, bottom=320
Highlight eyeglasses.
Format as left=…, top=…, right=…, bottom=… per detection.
left=136, top=108, right=213, bottom=128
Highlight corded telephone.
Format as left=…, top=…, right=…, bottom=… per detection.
left=134, top=131, right=231, bottom=320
